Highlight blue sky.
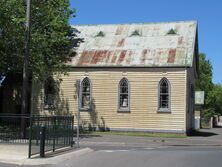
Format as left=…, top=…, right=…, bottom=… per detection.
left=70, top=0, right=222, bottom=84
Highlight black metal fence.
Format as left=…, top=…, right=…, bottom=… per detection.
left=29, top=115, right=74, bottom=157
left=0, top=114, right=74, bottom=158
left=0, top=114, right=30, bottom=143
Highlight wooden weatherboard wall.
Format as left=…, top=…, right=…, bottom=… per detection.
left=33, top=67, right=187, bottom=133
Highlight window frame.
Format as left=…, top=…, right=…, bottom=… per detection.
left=157, top=77, right=171, bottom=113
left=118, top=77, right=130, bottom=112
left=79, top=77, right=92, bottom=111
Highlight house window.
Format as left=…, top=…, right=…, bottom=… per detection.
left=44, top=77, right=56, bottom=109
left=118, top=78, right=130, bottom=111
left=80, top=77, right=91, bottom=110
left=158, top=78, right=170, bottom=112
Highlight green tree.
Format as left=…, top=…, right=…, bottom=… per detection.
left=206, top=84, right=222, bottom=115
left=195, top=53, right=214, bottom=117
left=196, top=53, right=214, bottom=96
left=0, top=0, right=81, bottom=80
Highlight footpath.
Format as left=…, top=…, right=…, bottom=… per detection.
left=0, top=128, right=222, bottom=166
left=0, top=145, right=93, bottom=166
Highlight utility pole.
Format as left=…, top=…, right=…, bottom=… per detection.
left=21, top=0, right=31, bottom=138
left=75, top=80, right=80, bottom=148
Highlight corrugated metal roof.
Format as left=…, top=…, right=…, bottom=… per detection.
left=70, top=21, right=197, bottom=67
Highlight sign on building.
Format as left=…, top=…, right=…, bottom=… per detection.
left=195, top=91, right=205, bottom=105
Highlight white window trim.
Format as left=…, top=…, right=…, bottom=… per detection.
left=79, top=77, right=92, bottom=111
left=157, top=77, right=171, bottom=113
left=118, top=77, right=130, bottom=112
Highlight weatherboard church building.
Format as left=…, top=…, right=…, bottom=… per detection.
left=32, top=21, right=198, bottom=134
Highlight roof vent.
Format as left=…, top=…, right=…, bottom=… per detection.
left=130, top=30, right=141, bottom=37
left=167, top=29, right=177, bottom=35
left=95, top=31, right=105, bottom=37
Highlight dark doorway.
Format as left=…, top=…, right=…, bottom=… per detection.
left=0, top=74, right=31, bottom=115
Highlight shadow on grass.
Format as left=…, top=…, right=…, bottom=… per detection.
left=79, top=134, right=102, bottom=139
left=73, top=131, right=102, bottom=139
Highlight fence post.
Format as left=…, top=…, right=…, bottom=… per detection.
left=40, top=126, right=46, bottom=158
left=53, top=117, right=56, bottom=152
left=71, top=116, right=74, bottom=147
left=28, top=115, right=33, bottom=158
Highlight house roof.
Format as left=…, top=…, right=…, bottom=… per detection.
left=69, top=21, right=198, bottom=67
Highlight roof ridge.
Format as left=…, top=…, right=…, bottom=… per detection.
left=72, top=20, right=197, bottom=27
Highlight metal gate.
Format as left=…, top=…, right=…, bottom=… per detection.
left=28, top=115, right=74, bottom=158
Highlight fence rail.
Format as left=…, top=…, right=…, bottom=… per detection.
left=0, top=114, right=74, bottom=158
left=29, top=115, right=74, bottom=157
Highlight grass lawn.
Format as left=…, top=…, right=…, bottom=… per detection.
left=91, top=131, right=187, bottom=138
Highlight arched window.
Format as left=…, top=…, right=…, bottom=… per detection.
left=158, top=78, right=170, bottom=111
left=118, top=78, right=130, bottom=111
left=80, top=77, right=91, bottom=110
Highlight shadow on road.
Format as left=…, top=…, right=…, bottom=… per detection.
left=213, top=125, right=222, bottom=128
left=189, top=130, right=218, bottom=137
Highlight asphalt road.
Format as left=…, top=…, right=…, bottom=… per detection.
left=54, top=147, right=222, bottom=167
left=1, top=146, right=221, bottom=167
left=1, top=127, right=222, bottom=167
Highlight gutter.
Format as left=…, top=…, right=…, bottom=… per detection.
left=69, top=66, right=192, bottom=69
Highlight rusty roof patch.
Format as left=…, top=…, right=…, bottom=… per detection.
left=117, top=38, right=125, bottom=47
left=140, top=49, right=148, bottom=64
left=91, top=51, right=105, bottom=64
left=167, top=49, right=176, bottom=63
left=105, top=51, right=112, bottom=63
left=78, top=51, right=92, bottom=65
left=117, top=50, right=127, bottom=64
left=111, top=55, right=117, bottom=63
left=71, top=21, right=198, bottom=67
